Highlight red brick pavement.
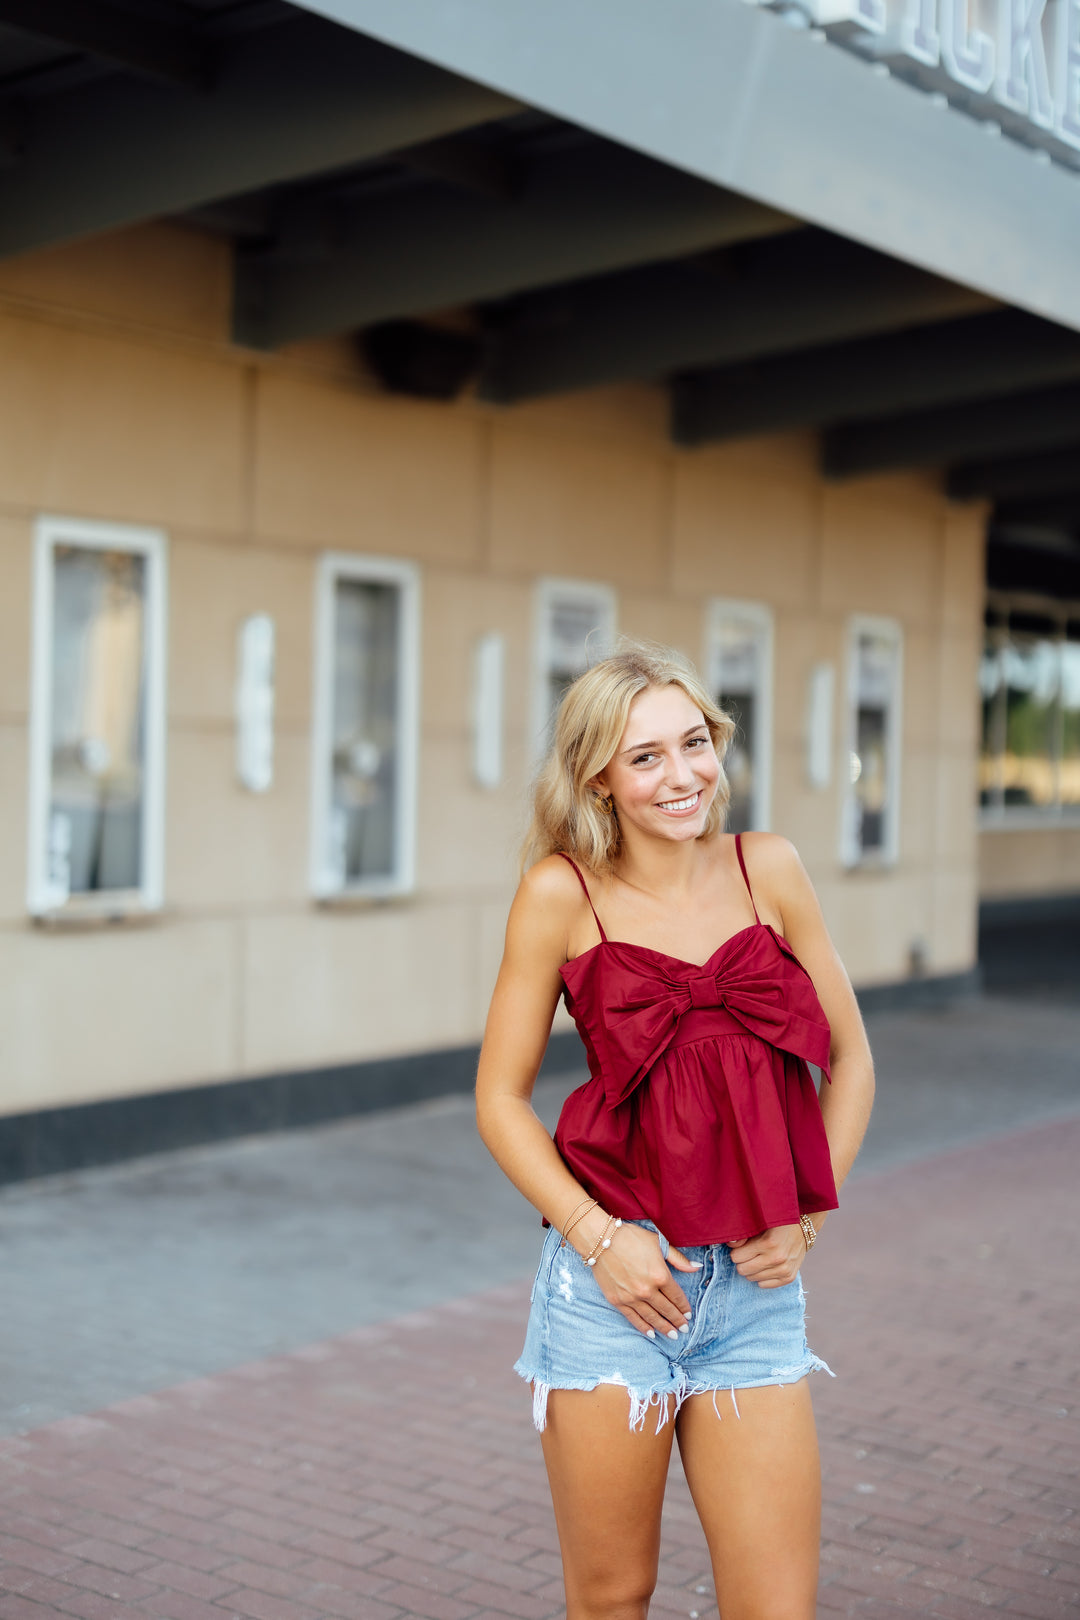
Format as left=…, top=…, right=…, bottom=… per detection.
left=1, top=1117, right=1077, bottom=1620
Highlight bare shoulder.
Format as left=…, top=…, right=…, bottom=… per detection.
left=510, top=853, right=590, bottom=943
left=737, top=830, right=808, bottom=884
left=736, top=832, right=818, bottom=919
left=517, top=852, right=587, bottom=911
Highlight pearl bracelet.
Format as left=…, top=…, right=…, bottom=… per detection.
left=800, top=1214, right=818, bottom=1250
left=582, top=1215, right=622, bottom=1266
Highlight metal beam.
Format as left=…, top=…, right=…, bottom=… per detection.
left=672, top=311, right=1080, bottom=446
left=235, top=141, right=794, bottom=348
left=948, top=445, right=1080, bottom=502
left=995, top=494, right=1080, bottom=530
left=0, top=0, right=208, bottom=91
left=987, top=534, right=1080, bottom=598
left=395, top=131, right=517, bottom=201
left=823, top=384, right=1080, bottom=478
left=0, top=14, right=518, bottom=259
left=478, top=232, right=991, bottom=403
left=292, top=0, right=1080, bottom=335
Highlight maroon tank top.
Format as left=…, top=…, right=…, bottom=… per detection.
left=551, top=835, right=838, bottom=1247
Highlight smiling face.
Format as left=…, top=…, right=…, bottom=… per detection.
left=594, top=683, right=721, bottom=846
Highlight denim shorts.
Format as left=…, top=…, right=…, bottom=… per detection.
left=514, top=1220, right=834, bottom=1434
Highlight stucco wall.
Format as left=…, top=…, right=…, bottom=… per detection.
left=979, top=827, right=1080, bottom=899
left=0, top=223, right=985, bottom=1115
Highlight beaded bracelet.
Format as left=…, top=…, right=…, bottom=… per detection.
left=800, top=1214, right=818, bottom=1250
left=582, top=1215, right=623, bottom=1267
left=560, top=1198, right=598, bottom=1246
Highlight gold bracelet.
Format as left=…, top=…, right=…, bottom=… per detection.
left=800, top=1214, right=818, bottom=1251
left=561, top=1198, right=598, bottom=1245
left=583, top=1215, right=623, bottom=1267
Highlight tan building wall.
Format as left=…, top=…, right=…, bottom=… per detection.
left=0, top=224, right=986, bottom=1118
left=979, top=827, right=1080, bottom=899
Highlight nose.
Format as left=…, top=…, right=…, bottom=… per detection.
left=663, top=753, right=696, bottom=791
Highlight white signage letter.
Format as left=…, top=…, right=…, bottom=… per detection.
left=941, top=0, right=995, bottom=88
left=806, top=0, right=886, bottom=29
left=902, top=0, right=942, bottom=62
left=996, top=0, right=1055, bottom=123
left=1056, top=0, right=1080, bottom=147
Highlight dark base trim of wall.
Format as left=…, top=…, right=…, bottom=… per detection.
left=0, top=967, right=985, bottom=1188
left=0, top=1031, right=586, bottom=1189
left=979, top=891, right=1080, bottom=928
left=853, top=967, right=982, bottom=1015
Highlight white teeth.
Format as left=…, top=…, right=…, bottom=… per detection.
left=657, top=793, right=699, bottom=811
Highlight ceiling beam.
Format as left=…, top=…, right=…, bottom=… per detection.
left=0, top=0, right=208, bottom=91
left=478, top=232, right=991, bottom=403
left=994, top=494, right=1080, bottom=530
left=0, top=14, right=518, bottom=260
left=823, top=384, right=1080, bottom=479
left=394, top=131, right=517, bottom=201
left=672, top=311, right=1080, bottom=447
left=234, top=141, right=794, bottom=348
left=987, top=534, right=1080, bottom=598
left=948, top=445, right=1080, bottom=502
left=292, top=0, right=1080, bottom=335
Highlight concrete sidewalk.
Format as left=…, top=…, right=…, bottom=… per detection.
left=0, top=1115, right=1077, bottom=1620
left=1, top=993, right=1079, bottom=1437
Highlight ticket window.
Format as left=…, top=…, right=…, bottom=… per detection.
left=310, top=553, right=420, bottom=898
left=27, top=518, right=167, bottom=918
left=843, top=616, right=903, bottom=866
left=706, top=601, right=774, bottom=834
left=533, top=578, right=616, bottom=755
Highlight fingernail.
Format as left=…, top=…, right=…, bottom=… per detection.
left=690, top=1262, right=703, bottom=1269
left=667, top=1329, right=679, bottom=1340
left=678, top=1323, right=689, bottom=1334
left=646, top=1328, right=656, bottom=1339
left=683, top=1310, right=693, bottom=1319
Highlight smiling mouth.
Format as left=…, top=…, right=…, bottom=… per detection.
left=655, top=791, right=702, bottom=814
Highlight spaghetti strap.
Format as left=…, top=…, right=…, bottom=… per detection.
left=556, top=851, right=608, bottom=944
left=734, top=833, right=760, bottom=923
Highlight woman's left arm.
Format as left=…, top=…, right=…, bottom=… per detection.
left=728, top=833, right=876, bottom=1287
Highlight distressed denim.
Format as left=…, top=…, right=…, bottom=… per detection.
left=515, top=1219, right=834, bottom=1433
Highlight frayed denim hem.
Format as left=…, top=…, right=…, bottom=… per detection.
left=514, top=1352, right=835, bottom=1437
left=514, top=1362, right=690, bottom=1435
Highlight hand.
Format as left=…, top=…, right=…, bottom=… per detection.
left=591, top=1222, right=700, bottom=1338
left=727, top=1223, right=808, bottom=1289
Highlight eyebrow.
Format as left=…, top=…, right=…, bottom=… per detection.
left=621, top=723, right=708, bottom=756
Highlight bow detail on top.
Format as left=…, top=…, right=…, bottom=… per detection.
left=580, top=927, right=832, bottom=1110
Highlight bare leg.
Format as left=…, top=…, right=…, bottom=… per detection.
left=675, top=1381, right=821, bottom=1620
left=540, top=1386, right=677, bottom=1620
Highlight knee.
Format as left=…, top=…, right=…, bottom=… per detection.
left=569, top=1567, right=657, bottom=1620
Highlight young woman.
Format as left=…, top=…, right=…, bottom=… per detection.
left=476, top=642, right=875, bottom=1620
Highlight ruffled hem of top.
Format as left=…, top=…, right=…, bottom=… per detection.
left=553, top=1035, right=838, bottom=1248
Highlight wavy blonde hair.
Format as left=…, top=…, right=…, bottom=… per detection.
left=522, top=640, right=736, bottom=874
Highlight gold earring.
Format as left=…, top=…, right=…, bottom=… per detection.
left=594, top=791, right=614, bottom=815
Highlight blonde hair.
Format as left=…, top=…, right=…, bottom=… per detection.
left=522, top=640, right=736, bottom=874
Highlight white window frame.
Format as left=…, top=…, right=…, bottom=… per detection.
left=704, top=598, right=774, bottom=832
left=309, top=552, right=420, bottom=900
left=27, top=514, right=168, bottom=919
left=532, top=577, right=617, bottom=758
left=841, top=613, right=904, bottom=869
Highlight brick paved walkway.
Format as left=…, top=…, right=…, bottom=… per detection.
left=0, top=1118, right=1077, bottom=1620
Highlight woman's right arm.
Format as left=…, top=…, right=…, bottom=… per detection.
left=475, top=857, right=604, bottom=1235
left=475, top=857, right=696, bottom=1339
